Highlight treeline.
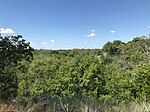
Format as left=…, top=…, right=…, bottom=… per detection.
left=0, top=35, right=150, bottom=105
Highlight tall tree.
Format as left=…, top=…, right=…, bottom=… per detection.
left=0, top=35, right=34, bottom=100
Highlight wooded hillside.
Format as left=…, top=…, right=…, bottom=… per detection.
left=0, top=35, right=150, bottom=111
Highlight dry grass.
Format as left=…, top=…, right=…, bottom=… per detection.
left=0, top=98, right=150, bottom=112
left=0, top=98, right=48, bottom=112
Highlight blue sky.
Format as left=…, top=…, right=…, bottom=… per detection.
left=0, top=0, right=150, bottom=49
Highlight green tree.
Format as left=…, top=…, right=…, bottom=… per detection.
left=103, top=40, right=125, bottom=55
left=131, top=62, right=150, bottom=101
left=0, top=35, right=34, bottom=100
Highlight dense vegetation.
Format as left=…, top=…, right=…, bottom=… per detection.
left=0, top=35, right=150, bottom=111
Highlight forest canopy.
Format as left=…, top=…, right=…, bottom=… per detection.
left=0, top=35, right=150, bottom=105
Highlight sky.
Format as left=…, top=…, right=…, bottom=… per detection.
left=0, top=0, right=150, bottom=49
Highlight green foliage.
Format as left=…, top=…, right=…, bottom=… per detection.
left=0, top=35, right=33, bottom=68
left=0, top=35, right=34, bottom=100
left=103, top=40, right=125, bottom=55
left=0, top=66, right=18, bottom=99
left=18, top=58, right=60, bottom=98
left=131, top=62, right=150, bottom=100
left=1, top=35, right=150, bottom=106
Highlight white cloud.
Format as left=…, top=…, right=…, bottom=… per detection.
left=110, top=30, right=116, bottom=34
left=87, top=32, right=96, bottom=37
left=0, top=28, right=15, bottom=34
left=50, top=40, right=55, bottom=43
left=50, top=40, right=55, bottom=46
left=91, top=30, right=96, bottom=32
left=41, top=40, right=55, bottom=49
left=147, top=26, right=150, bottom=28
left=87, top=30, right=96, bottom=37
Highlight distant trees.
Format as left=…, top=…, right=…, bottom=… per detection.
left=103, top=40, right=125, bottom=55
